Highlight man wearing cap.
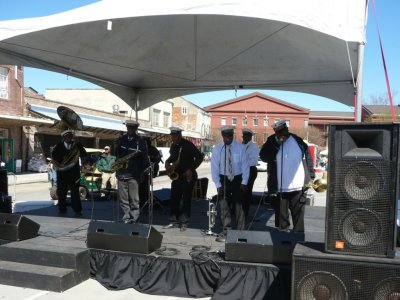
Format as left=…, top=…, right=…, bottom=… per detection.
left=211, top=125, right=249, bottom=240
left=51, top=129, right=87, bottom=215
left=164, top=126, right=203, bottom=231
left=259, top=120, right=315, bottom=233
left=242, top=128, right=259, bottom=218
left=115, top=119, right=149, bottom=224
left=96, top=145, right=117, bottom=189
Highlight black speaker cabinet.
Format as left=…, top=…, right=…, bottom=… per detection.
left=225, top=230, right=304, bottom=264
left=292, top=242, right=400, bottom=300
left=87, top=220, right=163, bottom=254
left=0, top=194, right=12, bottom=213
left=326, top=123, right=399, bottom=258
left=0, top=213, right=40, bottom=241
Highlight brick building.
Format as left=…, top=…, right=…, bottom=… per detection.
left=204, top=92, right=355, bottom=147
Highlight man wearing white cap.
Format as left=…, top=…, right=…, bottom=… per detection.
left=211, top=125, right=249, bottom=240
left=164, top=126, right=203, bottom=231
left=51, top=129, right=87, bottom=215
left=259, top=120, right=315, bottom=233
left=115, top=119, right=149, bottom=224
left=241, top=128, right=259, bottom=218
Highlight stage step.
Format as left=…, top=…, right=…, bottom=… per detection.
left=0, top=260, right=83, bottom=292
left=0, top=240, right=89, bottom=292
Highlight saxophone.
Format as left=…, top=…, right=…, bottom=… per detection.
left=111, top=150, right=141, bottom=172
left=167, top=147, right=182, bottom=181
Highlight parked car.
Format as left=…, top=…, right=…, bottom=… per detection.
left=157, top=147, right=170, bottom=175
left=256, top=159, right=268, bottom=172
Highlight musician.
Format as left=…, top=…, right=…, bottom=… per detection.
left=115, top=120, right=149, bottom=224
left=164, top=127, right=203, bottom=231
left=51, top=129, right=87, bottom=216
left=96, top=145, right=117, bottom=189
left=241, top=128, right=259, bottom=218
left=211, top=125, right=249, bottom=241
left=259, top=120, right=315, bottom=233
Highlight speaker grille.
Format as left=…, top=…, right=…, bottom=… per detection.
left=326, top=159, right=396, bottom=257
left=293, top=255, right=400, bottom=300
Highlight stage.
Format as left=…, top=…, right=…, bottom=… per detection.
left=0, top=194, right=326, bottom=299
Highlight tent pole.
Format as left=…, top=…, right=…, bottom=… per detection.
left=356, top=42, right=365, bottom=122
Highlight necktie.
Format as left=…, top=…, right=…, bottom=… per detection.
left=226, top=145, right=234, bottom=181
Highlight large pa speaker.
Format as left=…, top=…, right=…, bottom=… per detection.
left=225, top=230, right=304, bottom=264
left=0, top=213, right=40, bottom=241
left=292, top=242, right=400, bottom=300
left=326, top=123, right=399, bottom=258
left=86, top=220, right=163, bottom=254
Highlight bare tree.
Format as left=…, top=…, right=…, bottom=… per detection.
left=366, top=91, right=398, bottom=105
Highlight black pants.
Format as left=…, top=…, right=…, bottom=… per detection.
left=272, top=190, right=306, bottom=233
left=243, top=166, right=257, bottom=217
left=219, top=174, right=245, bottom=231
left=169, top=172, right=197, bottom=224
left=57, top=175, right=82, bottom=213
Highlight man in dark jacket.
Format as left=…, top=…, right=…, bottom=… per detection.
left=164, top=126, right=203, bottom=231
left=115, top=120, right=149, bottom=224
left=259, top=120, right=315, bottom=233
left=51, top=129, right=87, bottom=215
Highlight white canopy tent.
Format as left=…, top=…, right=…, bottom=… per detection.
left=0, top=0, right=368, bottom=119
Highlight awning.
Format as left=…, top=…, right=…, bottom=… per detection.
left=27, top=103, right=127, bottom=132
left=0, top=113, right=54, bottom=126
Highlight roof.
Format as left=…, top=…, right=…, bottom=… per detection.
left=204, top=92, right=309, bottom=112
left=363, top=105, right=400, bottom=115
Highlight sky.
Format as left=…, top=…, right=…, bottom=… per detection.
left=0, top=0, right=399, bottom=112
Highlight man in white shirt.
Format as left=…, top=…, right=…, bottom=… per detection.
left=242, top=128, right=259, bottom=218
left=259, top=120, right=315, bottom=233
left=211, top=125, right=249, bottom=240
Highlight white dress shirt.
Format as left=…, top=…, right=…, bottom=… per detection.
left=244, top=141, right=259, bottom=167
left=211, top=140, right=250, bottom=188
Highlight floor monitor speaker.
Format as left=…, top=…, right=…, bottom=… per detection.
left=0, top=213, right=40, bottom=241
left=326, top=123, right=399, bottom=257
left=225, top=229, right=304, bottom=264
left=292, top=242, right=400, bottom=300
left=87, top=220, right=163, bottom=254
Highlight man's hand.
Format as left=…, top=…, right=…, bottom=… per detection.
left=240, top=184, right=247, bottom=192
left=184, top=169, right=193, bottom=182
left=217, top=187, right=224, bottom=197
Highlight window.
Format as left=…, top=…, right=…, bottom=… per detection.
left=253, top=133, right=257, bottom=143
left=304, top=120, right=308, bottom=128
left=152, top=109, right=160, bottom=127
left=0, top=67, right=8, bottom=99
left=181, top=106, right=188, bottom=115
left=242, top=117, right=248, bottom=126
left=253, top=117, right=259, bottom=126
left=286, top=120, right=290, bottom=127
left=264, top=116, right=269, bottom=127
left=163, top=112, right=170, bottom=128
left=232, top=117, right=237, bottom=126
left=221, top=117, right=226, bottom=126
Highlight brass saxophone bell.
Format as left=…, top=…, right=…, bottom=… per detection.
left=168, top=171, right=179, bottom=181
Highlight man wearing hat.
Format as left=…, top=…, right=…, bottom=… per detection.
left=115, top=119, right=149, bottom=224
left=241, top=128, right=259, bottom=218
left=96, top=145, right=117, bottom=190
left=164, top=126, right=203, bottom=231
left=211, top=125, right=249, bottom=240
left=51, top=129, right=87, bottom=215
left=259, top=120, right=315, bottom=233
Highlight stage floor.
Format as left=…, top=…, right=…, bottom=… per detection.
left=16, top=197, right=325, bottom=299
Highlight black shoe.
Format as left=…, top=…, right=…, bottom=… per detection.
left=123, top=219, right=132, bottom=224
left=215, top=233, right=226, bottom=243
left=163, top=223, right=179, bottom=229
left=180, top=224, right=187, bottom=232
